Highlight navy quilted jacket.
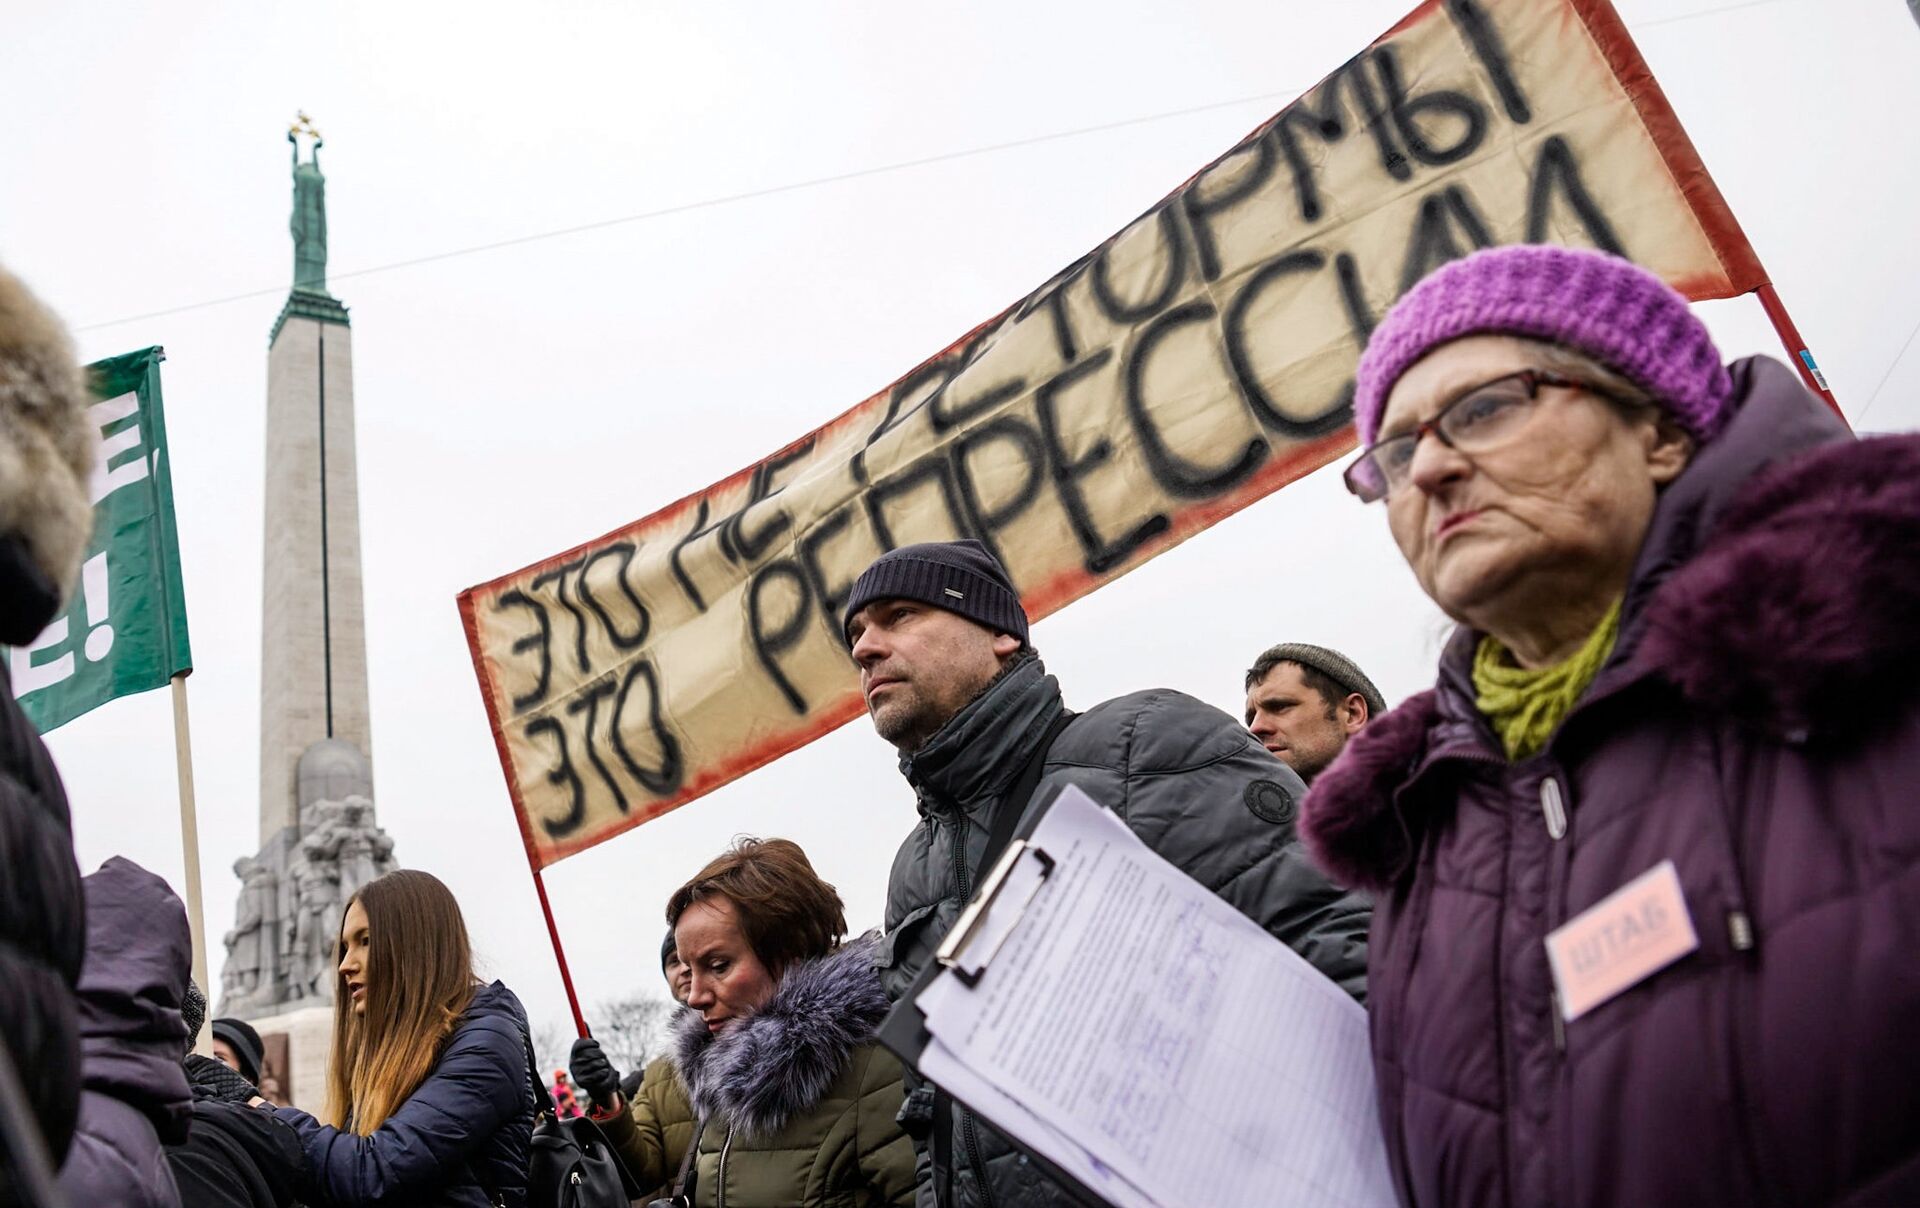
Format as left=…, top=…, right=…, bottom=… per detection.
left=275, top=980, right=534, bottom=1207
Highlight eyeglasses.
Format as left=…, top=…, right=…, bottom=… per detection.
left=1343, top=369, right=1607, bottom=503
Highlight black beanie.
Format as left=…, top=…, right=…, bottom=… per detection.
left=660, top=928, right=677, bottom=971
left=842, top=540, right=1028, bottom=648
left=212, top=1018, right=264, bottom=1085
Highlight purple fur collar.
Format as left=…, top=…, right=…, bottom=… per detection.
left=1301, top=429, right=1920, bottom=894
left=669, top=934, right=886, bottom=1140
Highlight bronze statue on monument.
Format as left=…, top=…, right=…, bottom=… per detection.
left=288, top=111, right=330, bottom=298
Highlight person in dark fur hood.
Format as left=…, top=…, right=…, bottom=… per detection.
left=1302, top=243, right=1920, bottom=1208
left=662, top=838, right=914, bottom=1208
left=0, top=262, right=95, bottom=1201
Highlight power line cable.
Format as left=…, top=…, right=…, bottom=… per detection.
left=1633, top=0, right=1800, bottom=28
left=1857, top=311, right=1920, bottom=424
left=71, top=0, right=1812, bottom=334
left=75, top=87, right=1299, bottom=332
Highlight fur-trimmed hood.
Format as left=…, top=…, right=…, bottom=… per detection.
left=0, top=264, right=96, bottom=643
left=1302, top=358, right=1920, bottom=892
left=670, top=934, right=888, bottom=1141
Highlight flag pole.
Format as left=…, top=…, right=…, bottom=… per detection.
left=1754, top=282, right=1846, bottom=426
left=526, top=855, right=591, bottom=1038
left=170, top=672, right=213, bottom=1055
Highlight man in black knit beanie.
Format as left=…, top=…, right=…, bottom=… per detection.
left=843, top=539, right=1372, bottom=1208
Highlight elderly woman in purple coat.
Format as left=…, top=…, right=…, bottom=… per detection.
left=1300, top=243, right=1920, bottom=1208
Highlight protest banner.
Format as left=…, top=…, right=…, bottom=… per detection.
left=462, top=0, right=1820, bottom=882
left=11, top=346, right=193, bottom=730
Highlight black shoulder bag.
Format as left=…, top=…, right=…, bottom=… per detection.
left=931, top=710, right=1074, bottom=1207
left=511, top=1030, right=640, bottom=1208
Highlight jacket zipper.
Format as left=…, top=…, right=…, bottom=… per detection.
left=947, top=799, right=972, bottom=899
left=1401, top=744, right=1560, bottom=1202
left=716, top=1124, right=736, bottom=1208
left=963, top=1111, right=996, bottom=1208
left=944, top=800, right=994, bottom=1207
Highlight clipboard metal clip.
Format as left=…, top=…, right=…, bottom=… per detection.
left=936, top=839, right=1055, bottom=988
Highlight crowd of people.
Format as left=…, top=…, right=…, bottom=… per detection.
left=3, top=241, right=1916, bottom=1208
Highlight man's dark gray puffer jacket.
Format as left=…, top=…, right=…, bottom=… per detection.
left=877, top=652, right=1371, bottom=1208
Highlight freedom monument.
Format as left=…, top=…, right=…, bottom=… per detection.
left=219, top=115, right=398, bottom=1106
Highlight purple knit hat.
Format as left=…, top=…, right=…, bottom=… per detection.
left=1352, top=244, right=1731, bottom=446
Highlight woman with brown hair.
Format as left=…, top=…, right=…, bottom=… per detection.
left=266, top=869, right=534, bottom=1207
left=660, top=837, right=913, bottom=1207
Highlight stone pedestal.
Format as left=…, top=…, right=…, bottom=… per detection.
left=244, top=1004, right=335, bottom=1111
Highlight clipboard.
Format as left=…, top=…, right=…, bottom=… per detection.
left=876, top=781, right=1397, bottom=1208
left=876, top=782, right=1112, bottom=1208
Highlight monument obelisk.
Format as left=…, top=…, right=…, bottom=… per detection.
left=221, top=115, right=396, bottom=1106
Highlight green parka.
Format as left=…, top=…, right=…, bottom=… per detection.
left=595, top=1052, right=697, bottom=1199
left=673, top=936, right=915, bottom=1208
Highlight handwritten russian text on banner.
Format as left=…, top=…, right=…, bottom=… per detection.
left=463, top=0, right=1766, bottom=868
left=11, top=347, right=193, bottom=733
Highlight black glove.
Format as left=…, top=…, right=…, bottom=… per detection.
left=186, top=1052, right=260, bottom=1105
left=570, top=1036, right=621, bottom=1107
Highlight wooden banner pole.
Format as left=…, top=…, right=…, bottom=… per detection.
left=170, top=673, right=213, bottom=1055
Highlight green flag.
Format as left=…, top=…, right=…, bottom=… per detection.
left=9, top=347, right=192, bottom=732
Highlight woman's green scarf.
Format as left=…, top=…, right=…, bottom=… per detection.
left=1471, top=598, right=1622, bottom=762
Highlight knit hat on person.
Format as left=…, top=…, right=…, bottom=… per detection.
left=842, top=539, right=1029, bottom=648
left=1253, top=644, right=1388, bottom=719
left=660, top=927, right=677, bottom=972
left=1352, top=244, right=1732, bottom=447
left=212, top=1017, right=264, bottom=1085
left=182, top=979, right=207, bottom=1051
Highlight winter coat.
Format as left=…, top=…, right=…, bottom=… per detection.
left=274, top=980, right=535, bottom=1208
left=56, top=857, right=194, bottom=1208
left=0, top=264, right=99, bottom=1195
left=879, top=652, right=1372, bottom=1208
left=0, top=552, right=87, bottom=1191
left=596, top=1051, right=697, bottom=1198
left=671, top=936, right=916, bottom=1208
left=1300, top=356, right=1920, bottom=1208
left=167, top=1100, right=307, bottom=1208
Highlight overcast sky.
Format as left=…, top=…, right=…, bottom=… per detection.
left=8, top=0, right=1918, bottom=1044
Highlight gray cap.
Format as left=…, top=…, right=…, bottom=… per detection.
left=1248, top=643, right=1388, bottom=719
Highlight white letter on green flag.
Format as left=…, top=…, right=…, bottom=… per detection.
left=9, top=346, right=192, bottom=733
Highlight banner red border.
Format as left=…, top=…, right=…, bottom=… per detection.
left=462, top=0, right=1788, bottom=870
left=1566, top=0, right=1766, bottom=295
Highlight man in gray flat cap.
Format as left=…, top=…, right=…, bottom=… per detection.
left=1244, top=643, right=1388, bottom=784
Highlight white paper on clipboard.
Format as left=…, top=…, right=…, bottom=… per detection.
left=916, top=784, right=1395, bottom=1208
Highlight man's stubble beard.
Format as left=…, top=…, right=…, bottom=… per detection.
left=1286, top=730, right=1346, bottom=784
left=873, top=686, right=941, bottom=754
left=873, top=651, right=1028, bottom=755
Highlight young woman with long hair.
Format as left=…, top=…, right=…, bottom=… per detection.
left=267, top=869, right=534, bottom=1207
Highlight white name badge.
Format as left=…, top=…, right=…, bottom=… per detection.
left=1545, top=860, right=1700, bottom=1022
